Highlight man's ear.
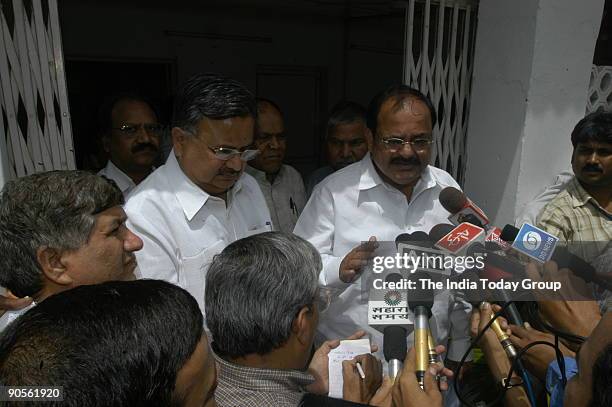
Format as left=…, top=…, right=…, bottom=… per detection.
left=365, top=127, right=374, bottom=151
left=36, top=246, right=73, bottom=286
left=172, top=127, right=186, bottom=158
left=292, top=305, right=314, bottom=346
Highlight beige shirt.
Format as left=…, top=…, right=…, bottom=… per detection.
left=537, top=177, right=612, bottom=263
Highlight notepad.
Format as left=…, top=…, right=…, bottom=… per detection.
left=327, top=338, right=371, bottom=399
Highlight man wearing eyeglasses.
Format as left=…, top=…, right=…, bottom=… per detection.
left=245, top=98, right=306, bottom=233
left=294, top=85, right=472, bottom=382
left=98, top=93, right=162, bottom=196
left=124, top=73, right=272, bottom=315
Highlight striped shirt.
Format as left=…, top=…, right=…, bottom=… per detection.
left=537, top=177, right=612, bottom=263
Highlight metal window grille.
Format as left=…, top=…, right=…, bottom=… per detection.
left=402, top=0, right=478, bottom=185
left=587, top=65, right=612, bottom=113
left=0, top=0, right=74, bottom=183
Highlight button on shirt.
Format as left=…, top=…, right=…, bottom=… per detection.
left=293, top=153, right=472, bottom=361
left=98, top=160, right=138, bottom=196
left=246, top=164, right=306, bottom=233
left=124, top=152, right=272, bottom=314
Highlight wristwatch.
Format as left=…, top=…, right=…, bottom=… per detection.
left=501, top=376, right=524, bottom=389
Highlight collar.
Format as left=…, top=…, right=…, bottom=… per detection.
left=214, top=351, right=314, bottom=392
left=165, top=151, right=244, bottom=221
left=104, top=160, right=136, bottom=193
left=568, top=177, right=600, bottom=208
left=567, top=176, right=611, bottom=214
left=246, top=165, right=286, bottom=185
left=358, top=153, right=437, bottom=197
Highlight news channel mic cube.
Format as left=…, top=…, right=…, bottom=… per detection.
left=511, top=224, right=559, bottom=263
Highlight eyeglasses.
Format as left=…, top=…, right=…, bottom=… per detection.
left=208, top=146, right=260, bottom=161
left=112, top=123, right=164, bottom=137
left=380, top=136, right=433, bottom=152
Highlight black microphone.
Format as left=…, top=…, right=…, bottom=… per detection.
left=383, top=273, right=408, bottom=382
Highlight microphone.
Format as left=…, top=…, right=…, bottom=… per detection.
left=488, top=311, right=518, bottom=359
left=408, top=273, right=434, bottom=389
left=439, top=187, right=490, bottom=227
left=368, top=273, right=409, bottom=381
left=501, top=224, right=612, bottom=291
left=395, top=232, right=451, bottom=277
left=432, top=222, right=486, bottom=256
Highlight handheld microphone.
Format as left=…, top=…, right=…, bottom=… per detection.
left=489, top=312, right=518, bottom=359
left=439, top=187, right=490, bottom=227
left=408, top=273, right=434, bottom=389
left=368, top=273, right=410, bottom=381
left=433, top=222, right=486, bottom=256
left=395, top=232, right=451, bottom=277
left=501, top=224, right=612, bottom=291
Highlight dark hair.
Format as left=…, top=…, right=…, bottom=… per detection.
left=256, top=97, right=284, bottom=119
left=570, top=111, right=612, bottom=147
left=205, top=232, right=320, bottom=358
left=326, top=101, right=367, bottom=138
left=173, top=72, right=256, bottom=133
left=97, top=92, right=159, bottom=135
left=0, top=280, right=203, bottom=406
left=0, top=171, right=123, bottom=297
left=366, top=84, right=436, bottom=135
left=591, top=344, right=612, bottom=407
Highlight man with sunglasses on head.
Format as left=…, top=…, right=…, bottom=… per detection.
left=124, top=73, right=272, bottom=315
left=245, top=98, right=306, bottom=233
left=98, top=93, right=164, bottom=196
left=294, top=85, right=472, bottom=395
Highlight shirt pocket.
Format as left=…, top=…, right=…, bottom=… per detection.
left=177, top=240, right=226, bottom=313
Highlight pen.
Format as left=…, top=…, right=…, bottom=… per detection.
left=356, top=362, right=366, bottom=380
left=289, top=197, right=297, bottom=216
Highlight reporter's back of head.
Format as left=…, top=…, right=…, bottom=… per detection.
left=0, top=280, right=215, bottom=407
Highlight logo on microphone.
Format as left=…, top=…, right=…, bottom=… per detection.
left=511, top=223, right=558, bottom=263
left=435, top=223, right=485, bottom=255
left=384, top=290, right=403, bottom=306
left=522, top=231, right=542, bottom=251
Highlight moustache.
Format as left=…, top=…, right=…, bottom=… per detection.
left=218, top=169, right=241, bottom=177
left=131, top=143, right=159, bottom=154
left=582, top=164, right=603, bottom=173
left=390, top=156, right=421, bottom=166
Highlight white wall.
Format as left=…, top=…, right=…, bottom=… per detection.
left=465, top=0, right=605, bottom=226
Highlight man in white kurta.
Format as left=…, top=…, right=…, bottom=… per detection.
left=125, top=73, right=272, bottom=315
left=294, top=86, right=471, bottom=364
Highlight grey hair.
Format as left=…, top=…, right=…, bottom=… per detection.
left=172, top=72, right=256, bottom=134
left=205, top=232, right=321, bottom=358
left=0, top=171, right=124, bottom=297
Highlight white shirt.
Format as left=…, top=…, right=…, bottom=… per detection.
left=245, top=164, right=306, bottom=233
left=516, top=170, right=573, bottom=226
left=98, top=160, right=138, bottom=196
left=0, top=302, right=34, bottom=333
left=294, top=153, right=472, bottom=361
left=125, top=152, right=272, bottom=314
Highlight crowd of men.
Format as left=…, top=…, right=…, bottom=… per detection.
left=0, top=71, right=610, bottom=407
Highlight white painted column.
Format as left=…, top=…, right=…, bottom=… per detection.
left=464, top=0, right=605, bottom=226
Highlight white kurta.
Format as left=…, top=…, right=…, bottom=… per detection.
left=125, top=152, right=272, bottom=315
left=245, top=164, right=306, bottom=234
left=294, top=153, right=472, bottom=361
left=98, top=160, right=138, bottom=197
